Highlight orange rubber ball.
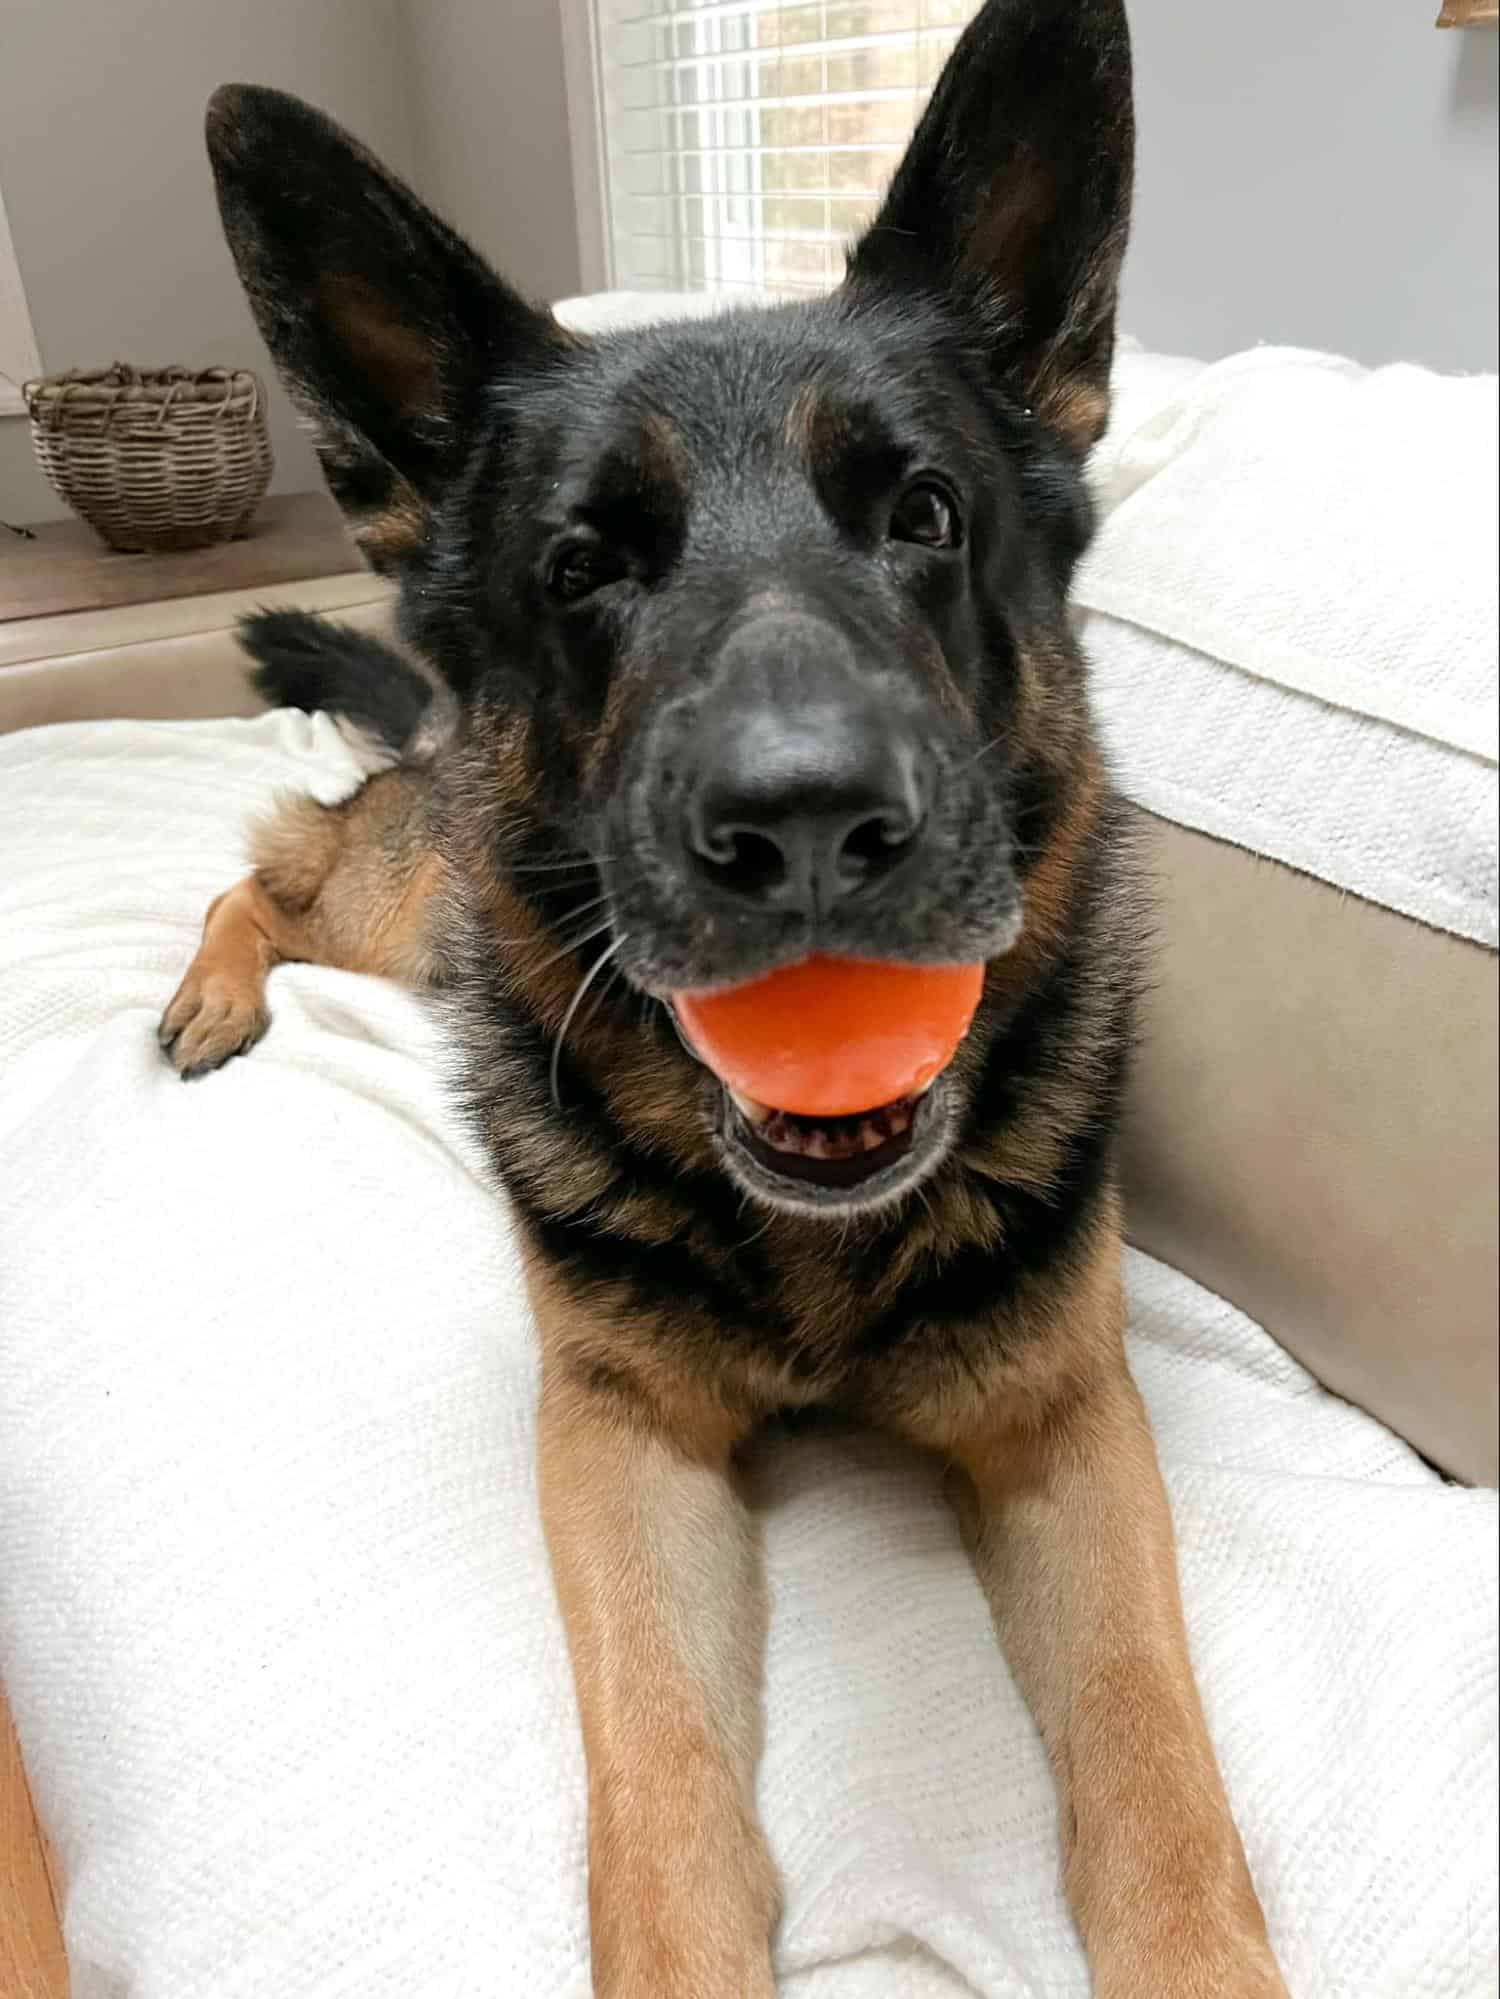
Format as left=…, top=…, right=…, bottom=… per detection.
left=673, top=955, right=985, bottom=1118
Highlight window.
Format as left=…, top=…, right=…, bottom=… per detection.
left=581, top=0, right=974, bottom=298
left=0, top=181, right=43, bottom=419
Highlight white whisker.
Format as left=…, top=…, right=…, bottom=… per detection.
left=550, top=937, right=626, bottom=1109
left=534, top=912, right=615, bottom=974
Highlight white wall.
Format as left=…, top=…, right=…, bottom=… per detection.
left=1123, top=1, right=1498, bottom=373
left=0, top=0, right=416, bottom=523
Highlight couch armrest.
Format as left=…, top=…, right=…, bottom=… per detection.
left=0, top=574, right=397, bottom=735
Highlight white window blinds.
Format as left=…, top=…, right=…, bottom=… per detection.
left=591, top=0, right=974, bottom=297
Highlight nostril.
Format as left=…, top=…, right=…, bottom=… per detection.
left=692, top=824, right=788, bottom=900
left=837, top=807, right=923, bottom=887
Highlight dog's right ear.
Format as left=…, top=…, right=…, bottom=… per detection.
left=847, top=0, right=1132, bottom=455
left=206, top=84, right=564, bottom=571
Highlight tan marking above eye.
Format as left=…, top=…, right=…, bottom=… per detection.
left=637, top=408, right=690, bottom=489
left=782, top=383, right=822, bottom=454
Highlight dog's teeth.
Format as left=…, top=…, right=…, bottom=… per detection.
left=760, top=1115, right=798, bottom=1154
left=740, top=1088, right=922, bottom=1168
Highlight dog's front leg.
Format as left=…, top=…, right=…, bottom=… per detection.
left=531, top=1284, right=778, bottom=1998
left=926, top=1241, right=1288, bottom=1998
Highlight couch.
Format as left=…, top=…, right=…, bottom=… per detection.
left=1, top=306, right=1494, bottom=1998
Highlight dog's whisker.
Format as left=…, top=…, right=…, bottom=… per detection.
left=580, top=959, right=631, bottom=1040
left=505, top=857, right=604, bottom=877
left=736, top=1208, right=776, bottom=1252
left=550, top=937, right=626, bottom=1109
left=534, top=913, right=617, bottom=975
left=542, top=890, right=612, bottom=932
left=961, top=735, right=1008, bottom=770
left=490, top=908, right=614, bottom=961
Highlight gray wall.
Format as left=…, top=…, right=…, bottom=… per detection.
left=0, top=0, right=416, bottom=523
left=1123, top=0, right=1498, bottom=373
left=2, top=2, right=1495, bottom=525
left=0, top=0, right=582, bottom=526
left=395, top=0, right=582, bottom=310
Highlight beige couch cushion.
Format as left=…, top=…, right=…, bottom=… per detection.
left=1125, top=815, right=1498, bottom=1485
left=0, top=574, right=395, bottom=735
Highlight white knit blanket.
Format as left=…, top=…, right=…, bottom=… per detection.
left=1077, top=344, right=1499, bottom=948
left=0, top=712, right=1494, bottom=1999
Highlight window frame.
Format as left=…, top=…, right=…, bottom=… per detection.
left=557, top=0, right=962, bottom=303
left=559, top=0, right=616, bottom=293
left=0, top=179, right=43, bottom=419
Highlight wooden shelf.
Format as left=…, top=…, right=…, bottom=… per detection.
left=1, top=491, right=364, bottom=624
left=1437, top=0, right=1497, bottom=25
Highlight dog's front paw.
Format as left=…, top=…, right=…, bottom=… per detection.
left=157, top=967, right=270, bottom=1079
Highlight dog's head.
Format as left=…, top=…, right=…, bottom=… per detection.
left=207, top=0, right=1132, bottom=1218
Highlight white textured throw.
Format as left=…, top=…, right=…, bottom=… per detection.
left=1078, top=345, right=1499, bottom=947
left=1, top=713, right=1495, bottom=1999
left=1080, top=346, right=1498, bottom=765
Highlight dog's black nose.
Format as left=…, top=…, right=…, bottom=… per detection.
left=684, top=619, right=928, bottom=913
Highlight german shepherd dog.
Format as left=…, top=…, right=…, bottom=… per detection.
left=159, top=3, right=1289, bottom=1992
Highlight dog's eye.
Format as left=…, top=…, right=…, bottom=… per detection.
left=889, top=480, right=961, bottom=550
left=548, top=542, right=619, bottom=605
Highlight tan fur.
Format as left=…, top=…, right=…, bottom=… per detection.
left=1034, top=368, right=1112, bottom=455
left=159, top=770, right=445, bottom=1076
left=157, top=877, right=290, bottom=1075
left=890, top=1209, right=1285, bottom=1998
left=781, top=382, right=822, bottom=456
left=529, top=1250, right=779, bottom=1999
left=353, top=478, right=430, bottom=567
left=638, top=408, right=688, bottom=492
left=319, top=273, right=441, bottom=416
left=522, top=1181, right=1286, bottom=1997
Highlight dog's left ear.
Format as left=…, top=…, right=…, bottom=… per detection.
left=848, top=0, right=1133, bottom=453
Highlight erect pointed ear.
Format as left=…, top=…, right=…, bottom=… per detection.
left=847, top=0, right=1133, bottom=454
left=206, top=84, right=567, bottom=570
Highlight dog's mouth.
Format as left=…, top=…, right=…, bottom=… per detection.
left=708, top=1069, right=953, bottom=1214
left=659, top=955, right=979, bottom=1214
left=725, top=1084, right=923, bottom=1189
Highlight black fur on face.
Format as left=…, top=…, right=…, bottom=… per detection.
left=206, top=0, right=1133, bottom=1214
left=422, top=293, right=1099, bottom=995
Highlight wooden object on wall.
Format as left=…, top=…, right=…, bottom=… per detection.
left=1436, top=0, right=1497, bottom=25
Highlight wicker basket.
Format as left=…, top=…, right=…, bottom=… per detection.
left=24, top=364, right=273, bottom=553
